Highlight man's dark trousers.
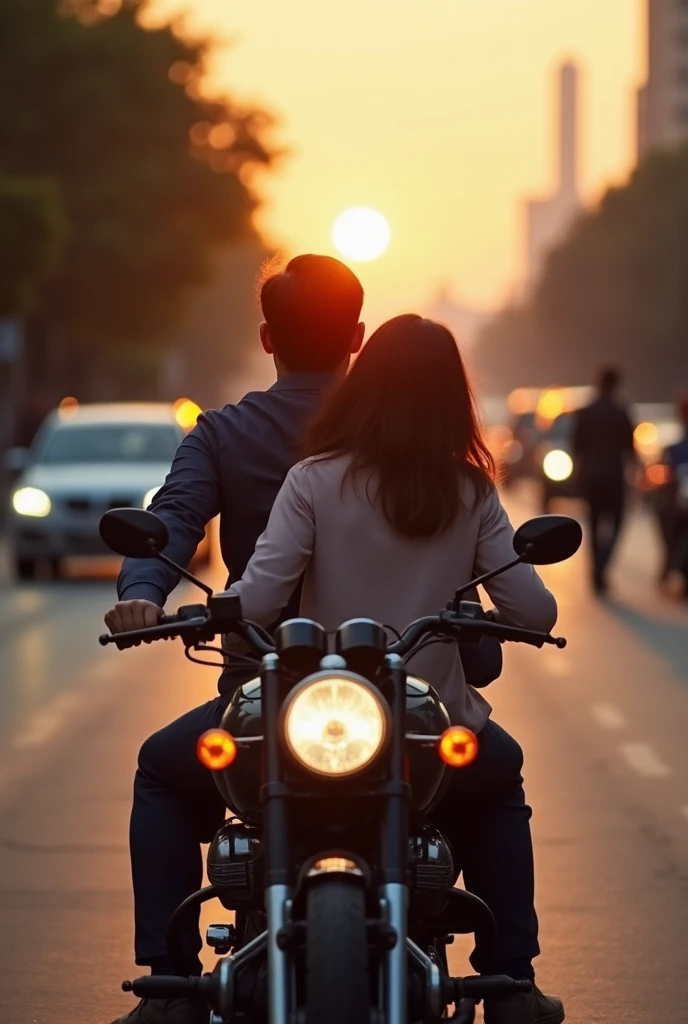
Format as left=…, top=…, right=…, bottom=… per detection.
left=131, top=703, right=538, bottom=982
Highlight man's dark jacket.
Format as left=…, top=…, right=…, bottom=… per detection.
left=118, top=372, right=502, bottom=694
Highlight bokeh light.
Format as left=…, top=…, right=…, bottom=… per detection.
left=174, top=398, right=202, bottom=431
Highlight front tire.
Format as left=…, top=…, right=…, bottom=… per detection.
left=305, top=878, right=370, bottom=1024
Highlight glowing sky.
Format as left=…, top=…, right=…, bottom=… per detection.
left=150, top=0, right=643, bottom=323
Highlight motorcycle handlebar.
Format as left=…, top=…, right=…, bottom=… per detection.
left=99, top=614, right=275, bottom=654
left=98, top=616, right=209, bottom=647
left=100, top=609, right=565, bottom=656
left=387, top=615, right=565, bottom=657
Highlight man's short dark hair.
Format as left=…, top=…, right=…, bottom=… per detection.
left=259, top=254, right=364, bottom=372
left=599, top=366, right=621, bottom=393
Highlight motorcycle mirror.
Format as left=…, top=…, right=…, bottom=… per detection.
left=99, top=508, right=169, bottom=559
left=512, top=515, right=582, bottom=565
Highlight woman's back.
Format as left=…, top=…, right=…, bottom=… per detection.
left=236, top=454, right=557, bottom=727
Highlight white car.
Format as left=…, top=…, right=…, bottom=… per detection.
left=7, top=403, right=186, bottom=580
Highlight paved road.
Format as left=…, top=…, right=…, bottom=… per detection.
left=0, top=494, right=687, bottom=1024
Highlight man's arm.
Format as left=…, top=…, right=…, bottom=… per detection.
left=456, top=584, right=502, bottom=688
left=106, top=414, right=222, bottom=640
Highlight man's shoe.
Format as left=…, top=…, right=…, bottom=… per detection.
left=483, top=984, right=565, bottom=1024
left=109, top=997, right=204, bottom=1024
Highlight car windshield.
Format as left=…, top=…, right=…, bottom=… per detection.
left=37, top=424, right=180, bottom=465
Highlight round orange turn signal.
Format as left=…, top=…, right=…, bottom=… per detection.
left=197, top=729, right=237, bottom=771
left=438, top=726, right=479, bottom=768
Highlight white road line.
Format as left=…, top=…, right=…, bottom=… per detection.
left=619, top=741, right=671, bottom=779
left=12, top=692, right=79, bottom=750
left=590, top=702, right=628, bottom=731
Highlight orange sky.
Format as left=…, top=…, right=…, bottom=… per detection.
left=150, top=0, right=644, bottom=326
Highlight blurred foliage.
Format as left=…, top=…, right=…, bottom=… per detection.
left=0, top=0, right=274, bottom=363
left=474, top=144, right=688, bottom=400
left=0, top=176, right=68, bottom=316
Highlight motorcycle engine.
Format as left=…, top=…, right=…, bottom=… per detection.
left=408, top=826, right=454, bottom=916
left=207, top=821, right=261, bottom=908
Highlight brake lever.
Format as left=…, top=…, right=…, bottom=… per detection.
left=439, top=611, right=566, bottom=649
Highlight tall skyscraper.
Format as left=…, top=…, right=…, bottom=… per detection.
left=525, top=62, right=581, bottom=293
left=637, top=0, right=688, bottom=157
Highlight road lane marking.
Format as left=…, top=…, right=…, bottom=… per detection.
left=590, top=702, right=628, bottom=731
left=619, top=742, right=671, bottom=778
left=12, top=692, right=79, bottom=750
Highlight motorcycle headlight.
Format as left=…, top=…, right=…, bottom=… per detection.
left=12, top=486, right=51, bottom=517
left=282, top=673, right=389, bottom=777
left=543, top=449, right=573, bottom=482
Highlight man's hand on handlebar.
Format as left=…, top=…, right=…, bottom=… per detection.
left=104, top=600, right=163, bottom=648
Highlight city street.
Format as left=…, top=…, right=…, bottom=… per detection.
left=0, top=494, right=687, bottom=1024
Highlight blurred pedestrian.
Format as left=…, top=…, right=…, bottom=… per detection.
left=657, top=394, right=688, bottom=592
left=572, top=367, right=635, bottom=593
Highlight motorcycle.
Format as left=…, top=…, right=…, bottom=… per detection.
left=99, top=507, right=582, bottom=1024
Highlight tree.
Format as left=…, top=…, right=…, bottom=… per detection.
left=474, top=144, right=688, bottom=399
left=0, top=0, right=274, bottom=392
left=0, top=176, right=68, bottom=316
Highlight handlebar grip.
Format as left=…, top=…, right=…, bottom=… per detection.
left=98, top=615, right=209, bottom=648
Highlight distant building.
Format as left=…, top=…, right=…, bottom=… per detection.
left=637, top=0, right=688, bottom=158
left=423, top=286, right=489, bottom=351
left=524, top=62, right=581, bottom=293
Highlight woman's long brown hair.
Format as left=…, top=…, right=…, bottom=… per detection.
left=305, top=314, right=495, bottom=538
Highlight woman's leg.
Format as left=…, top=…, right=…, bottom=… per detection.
left=431, top=719, right=539, bottom=980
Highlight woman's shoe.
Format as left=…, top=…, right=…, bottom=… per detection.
left=483, top=984, right=565, bottom=1024
left=109, top=997, right=204, bottom=1024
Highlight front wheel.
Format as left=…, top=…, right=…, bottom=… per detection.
left=305, top=878, right=370, bottom=1024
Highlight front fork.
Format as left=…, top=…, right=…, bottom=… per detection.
left=380, top=654, right=411, bottom=1024
left=266, top=884, right=290, bottom=1024
left=382, top=882, right=409, bottom=1024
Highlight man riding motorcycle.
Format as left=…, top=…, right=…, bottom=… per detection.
left=104, top=255, right=561, bottom=1024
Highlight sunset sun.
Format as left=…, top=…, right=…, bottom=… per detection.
left=332, top=207, right=391, bottom=262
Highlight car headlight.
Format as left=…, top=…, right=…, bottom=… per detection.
left=12, top=487, right=52, bottom=517
left=543, top=450, right=573, bottom=482
left=282, top=673, right=389, bottom=777
left=142, top=486, right=161, bottom=509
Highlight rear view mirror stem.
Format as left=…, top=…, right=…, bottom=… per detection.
left=151, top=545, right=214, bottom=598
left=453, top=546, right=532, bottom=604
